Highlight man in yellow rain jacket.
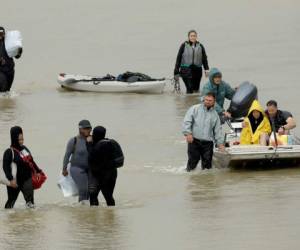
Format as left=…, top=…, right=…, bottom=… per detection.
left=240, top=100, right=271, bottom=145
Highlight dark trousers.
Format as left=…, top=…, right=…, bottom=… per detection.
left=0, top=71, right=15, bottom=92
left=89, top=169, right=117, bottom=206
left=5, top=178, right=34, bottom=209
left=181, top=67, right=202, bottom=94
left=187, top=139, right=214, bottom=171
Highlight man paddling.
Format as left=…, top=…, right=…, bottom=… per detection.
left=183, top=92, right=225, bottom=171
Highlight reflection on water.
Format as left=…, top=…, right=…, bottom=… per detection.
left=0, top=97, right=18, bottom=124
left=0, top=209, right=47, bottom=250
left=0, top=206, right=127, bottom=250
left=174, top=94, right=200, bottom=118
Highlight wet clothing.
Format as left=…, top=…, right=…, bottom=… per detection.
left=3, top=146, right=39, bottom=185
left=5, top=178, right=33, bottom=209
left=201, top=68, right=235, bottom=114
left=63, top=135, right=90, bottom=202
left=2, top=126, right=39, bottom=208
left=0, top=39, right=15, bottom=92
left=63, top=136, right=90, bottom=170
left=3, top=126, right=40, bottom=185
left=183, top=104, right=223, bottom=171
left=240, top=100, right=271, bottom=145
left=187, top=139, right=214, bottom=170
left=182, top=103, right=224, bottom=145
left=181, top=66, right=203, bottom=93
left=87, top=126, right=117, bottom=206
left=174, top=41, right=209, bottom=74
left=265, top=110, right=293, bottom=132
left=89, top=170, right=117, bottom=206
left=174, top=41, right=209, bottom=93
left=0, top=71, right=14, bottom=92
left=70, top=166, right=89, bottom=201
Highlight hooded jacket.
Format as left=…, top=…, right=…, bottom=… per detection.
left=182, top=103, right=224, bottom=145
left=201, top=68, right=235, bottom=114
left=2, top=126, right=40, bottom=184
left=87, top=126, right=115, bottom=174
left=240, top=100, right=271, bottom=145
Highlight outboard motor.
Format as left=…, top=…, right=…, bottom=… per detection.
left=228, top=81, right=258, bottom=119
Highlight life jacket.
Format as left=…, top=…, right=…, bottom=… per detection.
left=181, top=42, right=203, bottom=68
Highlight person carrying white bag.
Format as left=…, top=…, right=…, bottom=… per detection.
left=57, top=166, right=78, bottom=198
left=0, top=26, right=23, bottom=92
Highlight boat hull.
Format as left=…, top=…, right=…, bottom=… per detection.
left=213, top=145, right=300, bottom=168
left=58, top=74, right=166, bottom=94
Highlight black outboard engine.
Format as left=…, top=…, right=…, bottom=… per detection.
left=228, top=81, right=258, bottom=119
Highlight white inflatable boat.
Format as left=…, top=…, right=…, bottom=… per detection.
left=57, top=73, right=166, bottom=94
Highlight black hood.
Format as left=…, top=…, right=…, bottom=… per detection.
left=10, top=126, right=23, bottom=148
left=92, top=126, right=106, bottom=144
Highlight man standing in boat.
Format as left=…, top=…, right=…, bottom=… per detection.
left=182, top=92, right=225, bottom=171
left=265, top=100, right=296, bottom=135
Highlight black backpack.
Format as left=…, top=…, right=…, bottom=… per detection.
left=90, top=139, right=124, bottom=172
left=110, top=139, right=124, bottom=168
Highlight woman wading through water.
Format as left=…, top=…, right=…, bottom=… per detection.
left=174, top=30, right=209, bottom=94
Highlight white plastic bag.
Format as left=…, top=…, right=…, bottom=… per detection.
left=5, top=30, right=23, bottom=58
left=57, top=171, right=78, bottom=197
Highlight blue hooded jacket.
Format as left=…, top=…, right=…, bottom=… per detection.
left=201, top=68, right=235, bottom=114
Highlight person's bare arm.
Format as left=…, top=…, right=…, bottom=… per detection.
left=284, top=117, right=296, bottom=130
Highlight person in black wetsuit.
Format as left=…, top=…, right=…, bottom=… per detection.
left=174, top=30, right=209, bottom=94
left=87, top=126, right=118, bottom=206
left=0, top=27, right=22, bottom=92
left=2, top=126, right=41, bottom=209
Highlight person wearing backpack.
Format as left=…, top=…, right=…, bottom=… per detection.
left=2, top=126, right=42, bottom=209
left=87, top=126, right=124, bottom=207
left=62, top=120, right=92, bottom=203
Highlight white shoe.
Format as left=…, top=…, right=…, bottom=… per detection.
left=26, top=202, right=35, bottom=209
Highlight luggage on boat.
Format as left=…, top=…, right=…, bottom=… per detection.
left=270, top=134, right=300, bottom=146
left=5, top=30, right=22, bottom=58
left=228, top=81, right=258, bottom=118
left=117, top=72, right=154, bottom=83
left=270, top=133, right=289, bottom=146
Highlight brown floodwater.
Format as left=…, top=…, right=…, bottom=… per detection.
left=0, top=0, right=300, bottom=249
